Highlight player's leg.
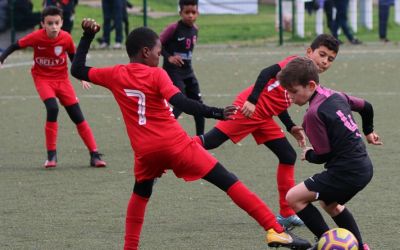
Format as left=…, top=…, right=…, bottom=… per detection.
left=100, top=0, right=112, bottom=47
left=286, top=182, right=330, bottom=238
left=170, top=75, right=186, bottom=119
left=264, top=137, right=303, bottom=228
left=124, top=179, right=154, bottom=250
left=194, top=127, right=229, bottom=150
left=64, top=103, right=106, bottom=167
left=321, top=201, right=366, bottom=249
left=185, top=76, right=205, bottom=135
left=202, top=163, right=311, bottom=249
left=43, top=98, right=59, bottom=168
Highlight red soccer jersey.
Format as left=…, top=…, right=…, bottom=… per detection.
left=234, top=55, right=297, bottom=118
left=18, top=29, right=75, bottom=79
left=89, top=63, right=190, bottom=155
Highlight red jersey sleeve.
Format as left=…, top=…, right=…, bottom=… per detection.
left=66, top=34, right=76, bottom=54
left=88, top=66, right=117, bottom=89
left=17, top=31, right=38, bottom=48
left=154, top=68, right=180, bottom=100
left=278, top=55, right=298, bottom=68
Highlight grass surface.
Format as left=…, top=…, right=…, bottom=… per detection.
left=0, top=43, right=399, bottom=249
left=29, top=0, right=400, bottom=45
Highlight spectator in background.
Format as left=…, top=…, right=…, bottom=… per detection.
left=0, top=0, right=8, bottom=32
left=13, top=0, right=41, bottom=31
left=378, top=0, right=394, bottom=42
left=323, top=0, right=334, bottom=34
left=331, top=0, right=362, bottom=45
left=98, top=0, right=124, bottom=49
left=44, top=0, right=78, bottom=33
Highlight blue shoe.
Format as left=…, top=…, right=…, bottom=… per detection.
left=277, top=214, right=304, bottom=230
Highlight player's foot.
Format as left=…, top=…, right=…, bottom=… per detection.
left=44, top=150, right=57, bottom=168
left=277, top=214, right=304, bottom=230
left=266, top=228, right=311, bottom=249
left=112, top=42, right=122, bottom=49
left=90, top=151, right=106, bottom=167
left=363, top=243, right=371, bottom=250
left=306, top=243, right=317, bottom=250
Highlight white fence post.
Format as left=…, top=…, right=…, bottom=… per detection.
left=349, top=0, right=358, bottom=32
left=315, top=7, right=324, bottom=34
left=295, top=0, right=305, bottom=38
left=395, top=0, right=400, bottom=24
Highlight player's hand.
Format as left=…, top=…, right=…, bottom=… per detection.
left=222, top=105, right=238, bottom=120
left=290, top=125, right=306, bottom=148
left=301, top=146, right=313, bottom=161
left=168, top=55, right=184, bottom=67
left=81, top=80, right=92, bottom=90
left=365, top=132, right=383, bottom=146
left=81, top=18, right=101, bottom=35
left=241, top=101, right=255, bottom=117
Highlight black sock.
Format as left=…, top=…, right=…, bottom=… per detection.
left=47, top=150, right=56, bottom=160
left=332, top=208, right=364, bottom=248
left=194, top=115, right=205, bottom=135
left=297, top=203, right=330, bottom=238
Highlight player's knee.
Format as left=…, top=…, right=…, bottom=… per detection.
left=133, top=179, right=154, bottom=198
left=65, top=103, right=85, bottom=124
left=280, top=147, right=297, bottom=164
left=44, top=98, right=59, bottom=122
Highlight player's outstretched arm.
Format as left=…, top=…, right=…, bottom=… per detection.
left=169, top=92, right=237, bottom=120
left=71, top=18, right=100, bottom=82
left=0, top=43, right=21, bottom=66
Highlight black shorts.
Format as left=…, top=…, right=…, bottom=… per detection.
left=304, top=167, right=373, bottom=205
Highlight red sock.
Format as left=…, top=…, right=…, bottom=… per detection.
left=193, top=135, right=203, bottom=146
left=45, top=121, right=58, bottom=151
left=76, top=120, right=98, bottom=152
left=227, top=181, right=283, bottom=233
left=124, top=193, right=149, bottom=250
left=277, top=163, right=296, bottom=217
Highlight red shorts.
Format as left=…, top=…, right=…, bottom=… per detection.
left=134, top=139, right=217, bottom=182
left=33, top=76, right=78, bottom=106
left=215, top=112, right=285, bottom=145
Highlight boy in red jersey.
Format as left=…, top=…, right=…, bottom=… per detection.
left=194, top=34, right=339, bottom=229
left=0, top=6, right=106, bottom=168
left=71, top=19, right=312, bottom=250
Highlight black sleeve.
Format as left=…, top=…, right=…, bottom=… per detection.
left=169, top=92, right=225, bottom=120
left=305, top=150, right=332, bottom=164
left=71, top=32, right=94, bottom=82
left=0, top=43, right=21, bottom=64
left=278, top=110, right=296, bottom=132
left=358, top=101, right=374, bottom=135
left=247, top=64, right=281, bottom=104
left=68, top=52, right=74, bottom=63
left=161, top=47, right=171, bottom=60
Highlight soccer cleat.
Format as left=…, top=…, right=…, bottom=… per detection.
left=363, top=243, right=371, bottom=250
left=277, top=214, right=305, bottom=230
left=44, top=151, right=57, bottom=168
left=306, top=244, right=317, bottom=250
left=90, top=152, right=106, bottom=167
left=266, top=228, right=311, bottom=250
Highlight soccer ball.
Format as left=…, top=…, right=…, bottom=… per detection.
left=318, top=228, right=359, bottom=250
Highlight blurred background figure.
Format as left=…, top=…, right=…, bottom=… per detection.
left=331, top=0, right=362, bottom=45
left=98, top=0, right=124, bottom=49
left=378, top=0, right=394, bottom=42
left=44, top=0, right=79, bottom=33
left=323, top=0, right=334, bottom=34
left=13, top=0, right=41, bottom=32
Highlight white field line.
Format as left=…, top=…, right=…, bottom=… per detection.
left=0, top=92, right=399, bottom=101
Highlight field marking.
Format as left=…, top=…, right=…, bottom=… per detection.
left=1, top=92, right=400, bottom=100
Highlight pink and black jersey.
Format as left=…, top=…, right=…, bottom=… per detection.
left=235, top=55, right=297, bottom=119
left=18, top=29, right=75, bottom=79
left=160, top=20, right=198, bottom=75
left=303, top=85, right=371, bottom=172
left=88, top=63, right=191, bottom=155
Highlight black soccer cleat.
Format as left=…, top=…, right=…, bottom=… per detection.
left=90, top=152, right=106, bottom=167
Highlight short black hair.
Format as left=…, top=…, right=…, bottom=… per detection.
left=310, top=34, right=339, bottom=54
left=179, top=0, right=198, bottom=10
left=278, top=57, right=319, bottom=89
left=41, top=6, right=63, bottom=22
left=125, top=27, right=159, bottom=58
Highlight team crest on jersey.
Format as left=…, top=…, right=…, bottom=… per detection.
left=54, top=46, right=63, bottom=56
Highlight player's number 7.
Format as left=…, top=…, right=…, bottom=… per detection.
left=124, top=89, right=146, bottom=125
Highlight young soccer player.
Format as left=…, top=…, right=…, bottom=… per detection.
left=278, top=57, right=382, bottom=250
left=71, top=19, right=312, bottom=250
left=194, top=34, right=340, bottom=229
left=0, top=6, right=106, bottom=168
left=160, top=0, right=205, bottom=135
